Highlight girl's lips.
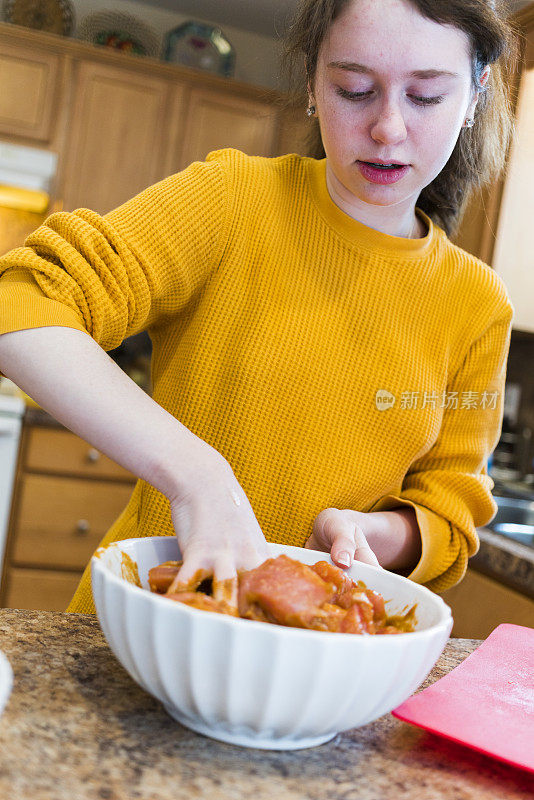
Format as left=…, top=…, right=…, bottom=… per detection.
left=357, top=161, right=410, bottom=185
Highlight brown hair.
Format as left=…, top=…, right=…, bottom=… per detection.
left=280, top=0, right=522, bottom=238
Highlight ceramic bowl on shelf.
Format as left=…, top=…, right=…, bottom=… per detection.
left=76, top=11, right=160, bottom=58
left=0, top=650, right=13, bottom=719
left=163, top=21, right=235, bottom=78
left=91, top=537, right=452, bottom=750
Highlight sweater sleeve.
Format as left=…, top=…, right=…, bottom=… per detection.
left=0, top=152, right=230, bottom=351
left=368, top=297, right=514, bottom=593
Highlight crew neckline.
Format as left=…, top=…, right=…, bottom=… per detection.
left=306, top=157, right=438, bottom=256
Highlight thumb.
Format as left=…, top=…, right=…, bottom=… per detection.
left=327, top=512, right=381, bottom=569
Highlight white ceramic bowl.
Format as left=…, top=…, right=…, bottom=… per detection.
left=91, top=537, right=452, bottom=750
left=0, top=650, right=13, bottom=720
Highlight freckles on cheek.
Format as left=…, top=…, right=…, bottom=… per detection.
left=322, top=97, right=340, bottom=119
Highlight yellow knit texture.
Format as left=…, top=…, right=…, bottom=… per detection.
left=0, top=148, right=514, bottom=613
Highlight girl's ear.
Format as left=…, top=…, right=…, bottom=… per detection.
left=466, top=64, right=491, bottom=121
left=480, top=64, right=491, bottom=88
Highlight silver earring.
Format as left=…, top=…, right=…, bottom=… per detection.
left=306, top=104, right=316, bottom=117
left=463, top=117, right=475, bottom=128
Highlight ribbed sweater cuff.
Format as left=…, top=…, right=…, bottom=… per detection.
left=0, top=269, right=88, bottom=336
left=0, top=271, right=89, bottom=378
left=368, top=493, right=474, bottom=591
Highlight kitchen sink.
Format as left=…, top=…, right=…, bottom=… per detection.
left=485, top=496, right=534, bottom=547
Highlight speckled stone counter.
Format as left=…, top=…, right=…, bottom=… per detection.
left=0, top=611, right=531, bottom=799
left=473, top=528, right=534, bottom=599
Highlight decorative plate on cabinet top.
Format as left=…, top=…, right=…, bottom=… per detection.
left=76, top=11, right=160, bottom=58
left=2, top=0, right=74, bottom=36
left=163, top=21, right=236, bottom=78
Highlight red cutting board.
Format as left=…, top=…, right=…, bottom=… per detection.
left=392, top=623, right=534, bottom=773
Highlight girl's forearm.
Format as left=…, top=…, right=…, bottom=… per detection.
left=366, top=507, right=422, bottom=572
left=0, top=326, right=217, bottom=499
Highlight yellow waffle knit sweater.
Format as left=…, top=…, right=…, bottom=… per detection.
left=0, top=148, right=513, bottom=613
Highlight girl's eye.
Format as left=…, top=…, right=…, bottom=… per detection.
left=335, top=87, right=444, bottom=106
left=411, top=94, right=444, bottom=106
left=335, top=88, right=370, bottom=100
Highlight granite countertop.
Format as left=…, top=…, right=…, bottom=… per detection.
left=0, top=610, right=532, bottom=800
left=474, top=527, right=534, bottom=599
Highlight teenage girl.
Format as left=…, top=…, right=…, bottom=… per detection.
left=0, top=0, right=519, bottom=613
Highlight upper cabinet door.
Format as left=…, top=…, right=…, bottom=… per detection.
left=491, top=62, right=534, bottom=333
left=172, top=87, right=278, bottom=172
left=0, top=42, right=61, bottom=142
left=61, top=62, right=172, bottom=214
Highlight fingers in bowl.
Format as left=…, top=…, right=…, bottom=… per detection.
left=146, top=555, right=417, bottom=634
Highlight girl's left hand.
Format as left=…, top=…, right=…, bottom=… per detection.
left=305, top=508, right=382, bottom=569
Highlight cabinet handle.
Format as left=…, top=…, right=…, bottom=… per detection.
left=86, top=448, right=101, bottom=463
left=75, top=519, right=90, bottom=535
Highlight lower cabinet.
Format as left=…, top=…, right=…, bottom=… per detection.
left=5, top=567, right=84, bottom=612
left=440, top=568, right=534, bottom=639
left=13, top=473, right=133, bottom=569
left=0, top=422, right=136, bottom=612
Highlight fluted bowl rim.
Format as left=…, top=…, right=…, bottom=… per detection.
left=91, top=536, right=452, bottom=641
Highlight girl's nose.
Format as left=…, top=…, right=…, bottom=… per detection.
left=370, top=102, right=408, bottom=145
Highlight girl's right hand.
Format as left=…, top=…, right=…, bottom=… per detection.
left=166, top=444, right=270, bottom=611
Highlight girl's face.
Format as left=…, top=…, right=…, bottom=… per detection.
left=311, top=0, right=488, bottom=216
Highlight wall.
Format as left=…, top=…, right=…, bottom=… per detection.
left=67, top=0, right=285, bottom=89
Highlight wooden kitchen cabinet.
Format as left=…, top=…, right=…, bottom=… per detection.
left=63, top=74, right=283, bottom=211
left=0, top=40, right=62, bottom=142
left=0, top=22, right=306, bottom=219
left=0, top=423, right=136, bottom=611
left=172, top=87, right=279, bottom=172
left=13, top=473, right=133, bottom=569
left=61, top=61, right=173, bottom=214
left=24, top=426, right=136, bottom=479
left=440, top=566, right=534, bottom=639
left=5, top=567, right=85, bottom=613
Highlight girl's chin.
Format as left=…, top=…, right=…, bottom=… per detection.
left=349, top=182, right=414, bottom=206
